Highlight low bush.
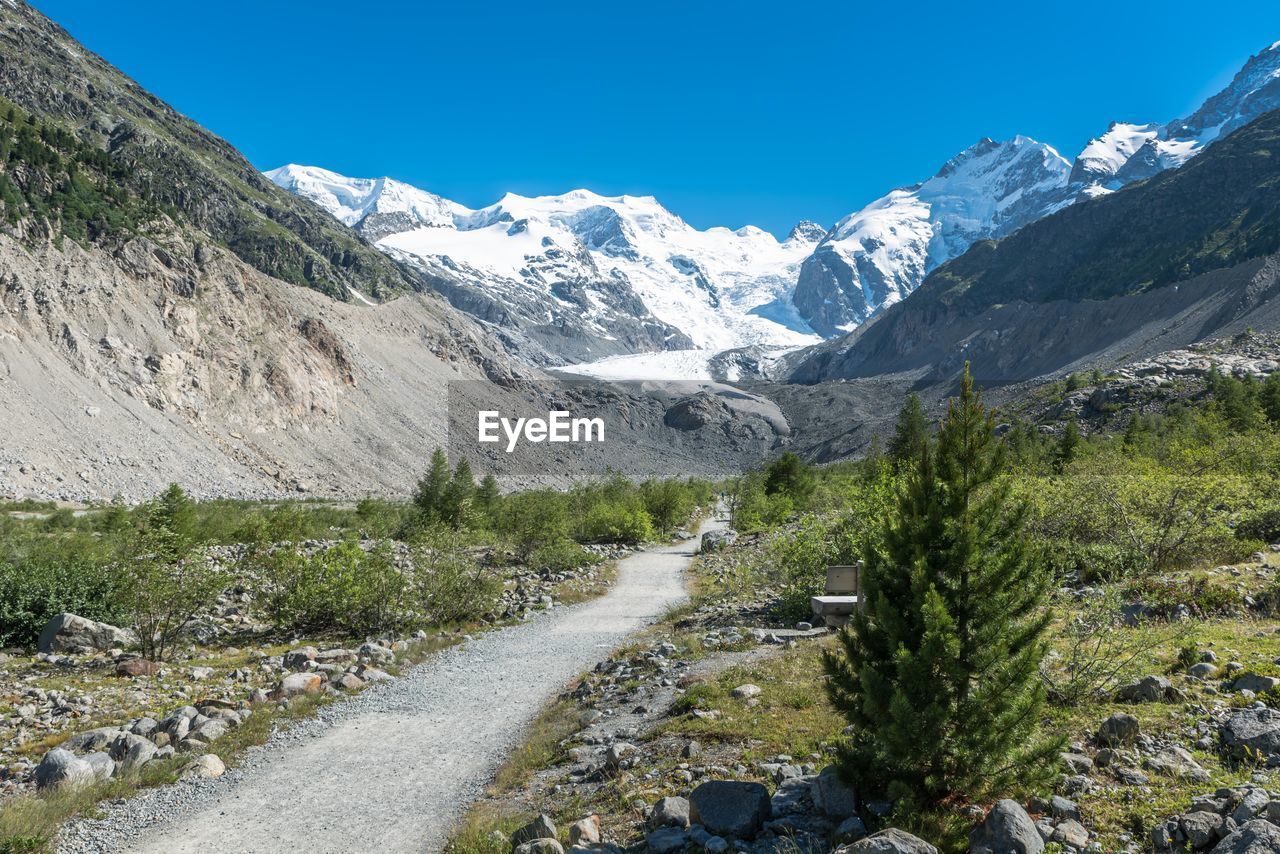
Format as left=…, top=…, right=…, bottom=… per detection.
left=527, top=540, right=599, bottom=575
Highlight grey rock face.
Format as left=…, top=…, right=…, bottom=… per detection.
left=1210, top=819, right=1280, bottom=853
left=35, top=748, right=95, bottom=789
left=1221, top=708, right=1280, bottom=757
left=37, top=613, right=136, bottom=654
left=840, top=828, right=939, bottom=853
left=646, top=826, right=689, bottom=854
left=512, top=814, right=558, bottom=847
left=813, top=765, right=858, bottom=818
left=1117, top=675, right=1182, bottom=703
left=688, top=780, right=771, bottom=839
left=1232, top=673, right=1280, bottom=694
left=969, top=800, right=1043, bottom=854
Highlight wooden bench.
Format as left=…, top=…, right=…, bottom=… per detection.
left=811, top=563, right=863, bottom=627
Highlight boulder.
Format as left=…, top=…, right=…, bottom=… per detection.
left=834, top=816, right=869, bottom=844
left=568, top=816, right=601, bottom=845
left=689, top=780, right=771, bottom=839
left=1181, top=811, right=1225, bottom=849
left=515, top=842, right=564, bottom=854
left=1189, top=662, right=1219, bottom=679
left=730, top=684, right=762, bottom=700
left=35, top=748, right=95, bottom=789
left=184, top=754, right=226, bottom=779
left=115, top=658, right=161, bottom=678
left=38, top=613, right=136, bottom=654
left=282, top=646, right=318, bottom=670
left=1096, top=712, right=1140, bottom=746
left=1232, top=673, right=1280, bottom=694
left=63, top=727, right=122, bottom=753
left=839, top=828, right=938, bottom=853
left=1052, top=819, right=1089, bottom=848
left=83, top=752, right=115, bottom=781
left=512, top=814, right=558, bottom=847
left=109, top=732, right=158, bottom=771
left=357, top=642, right=394, bottom=663
left=969, top=800, right=1043, bottom=854
left=1117, top=675, right=1182, bottom=703
left=648, top=796, right=691, bottom=829
left=605, top=742, right=636, bottom=770
left=1221, top=708, right=1280, bottom=757
left=699, top=529, right=737, bottom=554
left=273, top=672, right=323, bottom=699
left=646, top=827, right=689, bottom=854
left=1231, top=788, right=1270, bottom=825
left=812, top=765, right=858, bottom=818
left=1146, top=745, right=1210, bottom=781
left=1210, top=820, right=1280, bottom=853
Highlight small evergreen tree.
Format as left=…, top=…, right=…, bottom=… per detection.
left=474, top=474, right=501, bottom=524
left=413, top=448, right=452, bottom=523
left=823, top=364, right=1060, bottom=808
left=440, top=458, right=475, bottom=528
left=1056, top=416, right=1081, bottom=472
left=764, top=452, right=815, bottom=505
left=887, top=393, right=928, bottom=468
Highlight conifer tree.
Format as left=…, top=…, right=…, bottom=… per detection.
left=887, top=393, right=928, bottom=467
left=1056, top=416, right=1080, bottom=472
left=474, top=473, right=501, bottom=524
left=441, top=458, right=475, bottom=528
left=413, top=448, right=451, bottom=523
left=823, top=364, right=1060, bottom=808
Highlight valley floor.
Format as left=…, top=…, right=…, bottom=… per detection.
left=53, top=518, right=722, bottom=854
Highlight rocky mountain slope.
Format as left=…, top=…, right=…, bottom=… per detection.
left=0, top=1, right=789, bottom=500
left=792, top=40, right=1280, bottom=336
left=269, top=166, right=823, bottom=364
left=789, top=108, right=1280, bottom=387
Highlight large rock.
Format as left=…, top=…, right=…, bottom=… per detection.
left=1221, top=708, right=1280, bottom=757
left=1181, top=812, right=1225, bottom=849
left=1146, top=745, right=1210, bottom=782
left=969, top=800, right=1043, bottom=854
left=839, top=828, right=938, bottom=853
left=83, top=751, right=115, bottom=781
left=63, top=726, right=122, bottom=753
left=1210, top=820, right=1280, bottom=853
left=648, top=796, right=691, bottom=829
left=512, top=814, right=558, bottom=847
left=515, top=842, right=564, bottom=854
left=35, top=748, right=95, bottom=789
left=109, top=732, right=158, bottom=771
left=273, top=672, right=324, bottom=699
left=813, top=766, right=858, bottom=818
left=184, top=754, right=226, bottom=779
left=38, top=613, right=136, bottom=654
left=115, top=658, right=161, bottom=678
left=646, top=827, right=689, bottom=854
left=689, top=780, right=771, bottom=839
left=1096, top=713, right=1140, bottom=746
left=1232, top=673, right=1280, bottom=694
left=699, top=529, right=736, bottom=554
left=1117, top=675, right=1182, bottom=703
left=568, top=816, right=601, bottom=845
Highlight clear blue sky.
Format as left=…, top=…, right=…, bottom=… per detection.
left=31, top=0, right=1280, bottom=236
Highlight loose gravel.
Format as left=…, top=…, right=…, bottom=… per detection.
left=56, top=517, right=723, bottom=854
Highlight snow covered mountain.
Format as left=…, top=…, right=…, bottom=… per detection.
left=793, top=136, right=1074, bottom=336
left=1073, top=40, right=1280, bottom=192
left=269, top=166, right=823, bottom=362
left=793, top=39, right=1280, bottom=337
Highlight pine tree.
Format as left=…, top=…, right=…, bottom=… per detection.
left=887, top=393, right=928, bottom=467
left=413, top=448, right=451, bottom=523
left=474, top=474, right=501, bottom=524
left=1056, top=416, right=1080, bottom=472
left=441, top=458, right=475, bottom=528
left=823, top=363, right=1060, bottom=808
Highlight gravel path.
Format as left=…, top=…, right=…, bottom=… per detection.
left=57, top=515, right=723, bottom=854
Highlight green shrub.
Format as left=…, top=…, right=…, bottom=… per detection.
left=528, top=540, right=599, bottom=575
left=255, top=540, right=405, bottom=637
left=411, top=532, right=500, bottom=625
left=576, top=501, right=654, bottom=545
left=0, top=555, right=123, bottom=648
left=1237, top=508, right=1280, bottom=545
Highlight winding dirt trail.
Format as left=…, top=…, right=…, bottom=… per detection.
left=68, top=515, right=722, bottom=854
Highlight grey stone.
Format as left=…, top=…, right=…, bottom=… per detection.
left=515, top=842, right=564, bottom=854
left=1097, top=712, right=1140, bottom=745
left=83, top=751, right=115, bottom=781
left=282, top=646, right=318, bottom=670
left=1052, top=819, right=1089, bottom=848
left=1147, top=745, right=1211, bottom=782
left=834, top=816, right=869, bottom=844
left=649, top=796, right=691, bottom=829
left=1181, top=811, right=1225, bottom=849
left=770, top=775, right=815, bottom=816
left=109, top=732, right=158, bottom=771
left=1117, top=675, right=1180, bottom=703
left=1221, top=709, right=1280, bottom=757
left=1049, top=795, right=1081, bottom=822
left=1190, top=662, right=1219, bottom=679
left=35, top=748, right=94, bottom=789
left=1231, top=788, right=1270, bottom=825
left=568, top=816, right=601, bottom=845
left=969, top=799, right=1043, bottom=854
left=839, top=828, right=938, bottom=853
left=1232, top=673, right=1280, bottom=694
left=1060, top=752, right=1093, bottom=774
left=37, top=613, right=136, bottom=654
left=512, top=814, right=558, bottom=847
left=63, top=726, right=122, bottom=753
left=813, top=765, right=858, bottom=818
left=646, top=826, right=688, bottom=854
left=1209, top=820, right=1280, bottom=853
left=688, top=780, right=771, bottom=839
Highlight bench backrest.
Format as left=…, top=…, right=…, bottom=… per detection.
left=825, top=563, right=861, bottom=595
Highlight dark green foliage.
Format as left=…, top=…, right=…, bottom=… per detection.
left=764, top=452, right=815, bottom=504
left=887, top=393, right=929, bottom=467
left=1237, top=508, right=1280, bottom=544
left=528, top=540, right=599, bottom=575
left=823, top=365, right=1060, bottom=807
left=0, top=551, right=123, bottom=648
left=407, top=450, right=475, bottom=532
left=1056, top=416, right=1080, bottom=472
left=474, top=474, right=501, bottom=524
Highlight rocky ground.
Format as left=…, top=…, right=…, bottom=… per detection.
left=446, top=524, right=1280, bottom=854
left=0, top=543, right=623, bottom=807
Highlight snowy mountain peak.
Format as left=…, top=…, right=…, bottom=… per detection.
left=786, top=220, right=827, bottom=244
left=265, top=164, right=465, bottom=239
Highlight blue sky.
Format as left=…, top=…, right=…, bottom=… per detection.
left=32, top=0, right=1280, bottom=237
